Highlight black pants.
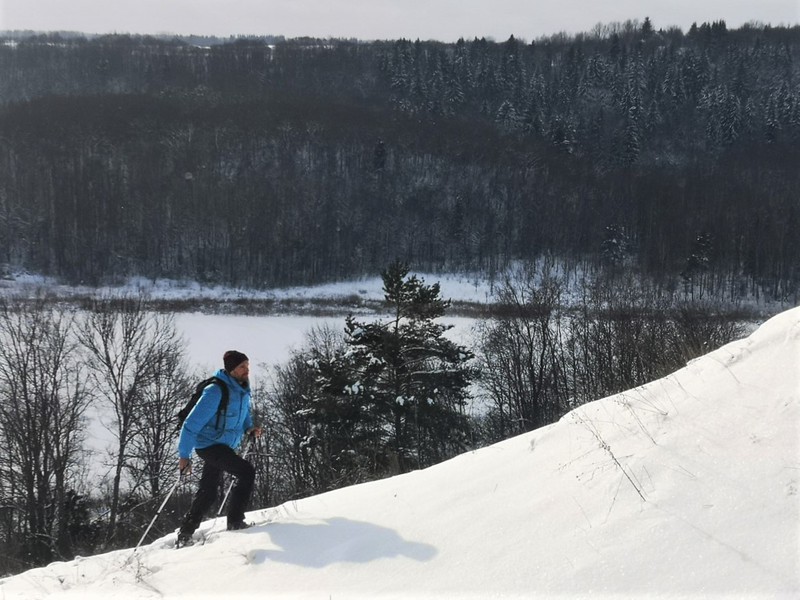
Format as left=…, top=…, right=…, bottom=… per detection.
left=180, top=444, right=255, bottom=535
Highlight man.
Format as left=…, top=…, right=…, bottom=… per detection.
left=176, top=350, right=262, bottom=548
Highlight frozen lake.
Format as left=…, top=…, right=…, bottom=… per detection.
left=175, top=312, right=479, bottom=386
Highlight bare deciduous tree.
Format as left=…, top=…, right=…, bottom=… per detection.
left=128, top=343, right=189, bottom=498
left=0, top=295, right=90, bottom=566
left=77, top=294, right=184, bottom=545
left=475, top=263, right=568, bottom=440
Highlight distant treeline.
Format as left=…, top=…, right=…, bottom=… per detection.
left=0, top=20, right=797, bottom=300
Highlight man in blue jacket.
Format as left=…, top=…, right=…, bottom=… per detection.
left=177, top=350, right=262, bottom=547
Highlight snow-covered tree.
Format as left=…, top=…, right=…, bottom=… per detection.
left=309, top=262, right=475, bottom=479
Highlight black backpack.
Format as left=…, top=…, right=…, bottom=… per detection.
left=175, top=376, right=229, bottom=432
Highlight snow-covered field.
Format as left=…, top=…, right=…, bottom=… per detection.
left=2, top=303, right=797, bottom=598
left=1, top=271, right=496, bottom=306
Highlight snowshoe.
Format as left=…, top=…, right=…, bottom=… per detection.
left=226, top=520, right=253, bottom=531
left=176, top=532, right=195, bottom=548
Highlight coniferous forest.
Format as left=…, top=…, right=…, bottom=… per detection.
left=0, top=20, right=798, bottom=301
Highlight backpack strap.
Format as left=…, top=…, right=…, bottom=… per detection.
left=208, top=376, right=230, bottom=429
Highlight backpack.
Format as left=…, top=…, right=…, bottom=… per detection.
left=175, top=376, right=229, bottom=432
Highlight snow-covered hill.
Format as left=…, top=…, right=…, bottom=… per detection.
left=1, top=308, right=798, bottom=599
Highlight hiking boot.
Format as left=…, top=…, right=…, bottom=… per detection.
left=226, top=520, right=253, bottom=531
left=176, top=532, right=195, bottom=548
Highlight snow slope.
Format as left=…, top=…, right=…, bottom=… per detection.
left=1, top=308, right=798, bottom=599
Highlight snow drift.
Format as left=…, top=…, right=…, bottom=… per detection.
left=1, top=307, right=798, bottom=599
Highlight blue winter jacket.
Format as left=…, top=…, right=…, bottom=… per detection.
left=178, top=368, right=253, bottom=459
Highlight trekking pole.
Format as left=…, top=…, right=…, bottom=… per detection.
left=133, top=466, right=187, bottom=553
left=217, top=433, right=256, bottom=517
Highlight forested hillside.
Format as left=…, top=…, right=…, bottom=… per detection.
left=0, top=20, right=798, bottom=300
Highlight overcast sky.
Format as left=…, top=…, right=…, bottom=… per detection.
left=1, top=0, right=798, bottom=41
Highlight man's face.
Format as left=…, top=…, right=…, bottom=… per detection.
left=230, top=360, right=250, bottom=384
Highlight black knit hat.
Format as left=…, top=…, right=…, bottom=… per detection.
left=223, top=350, right=248, bottom=372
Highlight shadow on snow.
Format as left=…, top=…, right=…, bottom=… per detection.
left=247, top=517, right=437, bottom=566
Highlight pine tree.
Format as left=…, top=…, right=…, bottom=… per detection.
left=641, top=17, right=654, bottom=39
left=311, top=262, right=475, bottom=478
left=681, top=232, right=713, bottom=300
